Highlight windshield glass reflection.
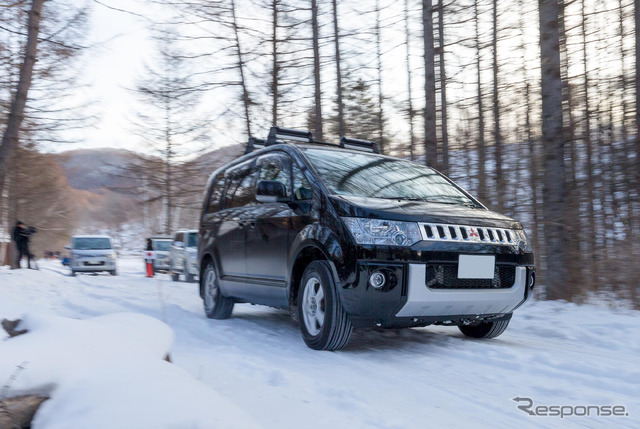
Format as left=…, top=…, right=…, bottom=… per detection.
left=303, top=148, right=476, bottom=206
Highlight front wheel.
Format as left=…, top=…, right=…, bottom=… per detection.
left=297, top=261, right=353, bottom=351
left=202, top=261, right=234, bottom=319
left=458, top=318, right=510, bottom=339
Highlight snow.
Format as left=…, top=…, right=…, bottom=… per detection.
left=1, top=258, right=639, bottom=428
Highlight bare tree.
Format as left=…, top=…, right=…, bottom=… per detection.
left=423, top=0, right=437, bottom=167
left=539, top=0, right=568, bottom=300
left=0, top=0, right=45, bottom=205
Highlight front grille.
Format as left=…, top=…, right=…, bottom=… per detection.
left=426, top=263, right=515, bottom=289
left=419, top=222, right=518, bottom=246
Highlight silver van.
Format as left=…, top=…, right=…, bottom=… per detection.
left=67, top=235, right=117, bottom=276
left=169, top=230, right=198, bottom=282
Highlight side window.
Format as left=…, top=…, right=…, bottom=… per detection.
left=293, top=162, right=312, bottom=200
left=206, top=175, right=226, bottom=214
left=188, top=233, right=197, bottom=247
left=174, top=232, right=183, bottom=244
left=257, top=153, right=291, bottom=199
left=224, top=160, right=258, bottom=209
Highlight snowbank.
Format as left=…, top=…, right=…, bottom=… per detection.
left=0, top=311, right=258, bottom=428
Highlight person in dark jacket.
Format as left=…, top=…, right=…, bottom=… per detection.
left=12, top=221, right=32, bottom=269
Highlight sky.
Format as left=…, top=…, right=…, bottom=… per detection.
left=73, top=0, right=153, bottom=151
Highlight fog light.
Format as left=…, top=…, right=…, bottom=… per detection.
left=529, top=272, right=536, bottom=289
left=369, top=271, right=386, bottom=289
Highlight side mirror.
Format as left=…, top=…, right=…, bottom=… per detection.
left=64, top=245, right=71, bottom=250
left=256, top=180, right=288, bottom=203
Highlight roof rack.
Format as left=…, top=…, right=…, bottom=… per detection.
left=339, top=136, right=379, bottom=154
left=244, top=137, right=266, bottom=154
left=245, top=126, right=380, bottom=154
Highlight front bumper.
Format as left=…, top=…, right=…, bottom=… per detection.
left=395, top=264, right=527, bottom=317
left=338, top=245, right=534, bottom=328
left=73, top=259, right=116, bottom=272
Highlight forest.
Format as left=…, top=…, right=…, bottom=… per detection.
left=0, top=0, right=639, bottom=307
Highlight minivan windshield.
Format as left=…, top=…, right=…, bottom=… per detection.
left=153, top=240, right=171, bottom=251
left=74, top=237, right=112, bottom=250
left=302, top=148, right=477, bottom=206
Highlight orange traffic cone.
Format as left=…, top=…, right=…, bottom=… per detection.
left=146, top=261, right=154, bottom=277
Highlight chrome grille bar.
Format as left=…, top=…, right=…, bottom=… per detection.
left=418, top=223, right=518, bottom=245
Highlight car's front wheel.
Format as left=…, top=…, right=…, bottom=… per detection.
left=297, top=261, right=353, bottom=351
left=458, top=318, right=510, bottom=339
left=202, top=261, right=234, bottom=319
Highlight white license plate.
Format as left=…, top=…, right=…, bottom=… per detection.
left=458, top=255, right=495, bottom=279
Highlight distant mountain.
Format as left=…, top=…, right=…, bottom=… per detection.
left=55, top=145, right=245, bottom=193
left=55, top=148, right=141, bottom=191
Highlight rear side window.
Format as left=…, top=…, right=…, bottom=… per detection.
left=223, top=161, right=258, bottom=209
left=206, top=175, right=226, bottom=214
left=174, top=232, right=183, bottom=243
left=187, top=233, right=197, bottom=247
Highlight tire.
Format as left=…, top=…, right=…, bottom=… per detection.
left=70, top=270, right=76, bottom=277
left=185, top=263, right=195, bottom=283
left=170, top=264, right=179, bottom=281
left=110, top=270, right=117, bottom=276
left=458, top=318, right=510, bottom=339
left=297, top=261, right=353, bottom=351
left=202, top=260, right=234, bottom=319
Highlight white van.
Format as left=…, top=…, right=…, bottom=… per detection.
left=66, top=235, right=117, bottom=276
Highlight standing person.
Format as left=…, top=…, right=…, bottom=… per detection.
left=12, top=221, right=32, bottom=269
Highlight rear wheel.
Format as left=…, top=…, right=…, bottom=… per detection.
left=185, top=262, right=195, bottom=283
left=202, top=261, right=234, bottom=319
left=70, top=270, right=76, bottom=277
left=297, top=261, right=353, bottom=351
left=458, top=318, right=510, bottom=339
left=110, top=270, right=117, bottom=276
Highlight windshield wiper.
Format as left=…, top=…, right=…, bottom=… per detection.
left=378, top=196, right=480, bottom=208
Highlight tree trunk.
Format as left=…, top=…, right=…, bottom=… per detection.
left=423, top=0, right=437, bottom=166
left=0, top=0, right=46, bottom=208
left=539, top=0, right=568, bottom=300
left=231, top=0, right=252, bottom=137
left=375, top=0, right=386, bottom=153
left=474, top=0, right=487, bottom=203
left=437, top=0, right=449, bottom=174
left=311, top=0, right=323, bottom=141
left=492, top=0, right=503, bottom=211
left=404, top=0, right=416, bottom=160
left=271, top=0, right=279, bottom=126
left=332, top=0, right=345, bottom=137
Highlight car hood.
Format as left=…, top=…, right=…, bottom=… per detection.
left=329, top=195, right=522, bottom=229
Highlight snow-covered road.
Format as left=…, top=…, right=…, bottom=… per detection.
left=1, top=258, right=638, bottom=428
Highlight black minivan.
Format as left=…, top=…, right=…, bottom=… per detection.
left=199, top=127, right=535, bottom=350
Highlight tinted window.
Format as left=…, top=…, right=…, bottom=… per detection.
left=224, top=161, right=258, bottom=209
left=206, top=175, right=226, bottom=213
left=74, top=237, right=112, bottom=250
left=257, top=153, right=291, bottom=198
left=293, top=162, right=311, bottom=200
left=187, top=233, right=197, bottom=247
left=174, top=232, right=183, bottom=243
left=303, top=149, right=476, bottom=206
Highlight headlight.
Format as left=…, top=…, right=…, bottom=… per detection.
left=515, top=229, right=532, bottom=252
left=111, top=252, right=117, bottom=259
left=342, top=217, right=422, bottom=246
